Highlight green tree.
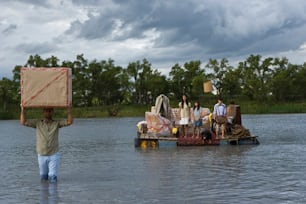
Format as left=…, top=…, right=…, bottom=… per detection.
left=146, top=70, right=169, bottom=104
left=25, top=54, right=47, bottom=67
left=237, top=55, right=274, bottom=101
left=222, top=68, right=243, bottom=100
left=169, top=63, right=185, bottom=99
left=46, top=55, right=60, bottom=67
left=0, top=77, right=16, bottom=111
left=127, top=60, right=143, bottom=104
left=94, top=59, right=124, bottom=105
left=127, top=59, right=151, bottom=104
left=126, top=59, right=169, bottom=104
left=70, top=54, right=91, bottom=106
left=11, top=65, right=22, bottom=104
left=118, top=68, right=133, bottom=104
left=169, top=61, right=205, bottom=100
left=5, top=53, right=306, bottom=116
left=296, top=63, right=306, bottom=100
left=269, top=57, right=292, bottom=101
left=184, top=60, right=205, bottom=99
left=205, top=58, right=232, bottom=97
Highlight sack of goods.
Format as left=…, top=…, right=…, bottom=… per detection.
left=231, top=124, right=251, bottom=138
left=216, top=116, right=227, bottom=124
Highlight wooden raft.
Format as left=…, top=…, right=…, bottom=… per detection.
left=135, top=132, right=259, bottom=148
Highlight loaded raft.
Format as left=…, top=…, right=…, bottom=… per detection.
left=134, top=94, right=259, bottom=148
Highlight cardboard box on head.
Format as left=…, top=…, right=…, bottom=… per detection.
left=21, top=67, right=72, bottom=108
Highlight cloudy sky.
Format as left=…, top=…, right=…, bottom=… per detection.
left=1, top=0, right=306, bottom=78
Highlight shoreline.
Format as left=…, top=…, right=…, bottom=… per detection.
left=1, top=102, right=306, bottom=120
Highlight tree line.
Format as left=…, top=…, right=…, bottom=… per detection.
left=1, top=53, right=306, bottom=112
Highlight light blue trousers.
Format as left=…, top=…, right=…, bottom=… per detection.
left=38, top=152, right=60, bottom=182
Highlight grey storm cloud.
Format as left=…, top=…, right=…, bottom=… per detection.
left=10, top=0, right=306, bottom=56
left=2, top=24, right=17, bottom=35
left=16, top=42, right=56, bottom=55
left=65, top=0, right=306, bottom=58
left=1, top=0, right=306, bottom=78
left=5, top=0, right=50, bottom=7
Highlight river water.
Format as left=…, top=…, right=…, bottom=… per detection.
left=1, top=114, right=306, bottom=204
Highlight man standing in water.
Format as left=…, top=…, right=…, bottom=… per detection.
left=20, top=107, right=73, bottom=183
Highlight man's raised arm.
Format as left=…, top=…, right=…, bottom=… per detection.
left=20, top=106, right=26, bottom=125
left=67, top=107, right=73, bottom=125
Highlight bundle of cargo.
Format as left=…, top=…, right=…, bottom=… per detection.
left=20, top=67, right=72, bottom=108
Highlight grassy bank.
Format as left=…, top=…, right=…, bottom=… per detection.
left=0, top=104, right=151, bottom=120
left=1, top=102, right=306, bottom=120
left=71, top=105, right=151, bottom=118
left=237, top=102, right=306, bottom=114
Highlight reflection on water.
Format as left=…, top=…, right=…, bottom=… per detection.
left=40, top=183, right=58, bottom=204
left=1, top=115, right=306, bottom=203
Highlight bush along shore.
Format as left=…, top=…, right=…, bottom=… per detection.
left=1, top=102, right=306, bottom=120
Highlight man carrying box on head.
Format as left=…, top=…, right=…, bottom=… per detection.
left=20, top=107, right=73, bottom=183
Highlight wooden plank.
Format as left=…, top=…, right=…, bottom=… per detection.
left=158, top=136, right=178, bottom=141
left=137, top=133, right=259, bottom=146
left=139, top=133, right=178, bottom=141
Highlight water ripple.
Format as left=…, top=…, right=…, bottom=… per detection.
left=1, top=115, right=306, bottom=203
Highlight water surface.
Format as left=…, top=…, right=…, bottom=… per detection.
left=1, top=114, right=306, bottom=203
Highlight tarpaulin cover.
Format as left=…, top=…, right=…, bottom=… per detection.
left=145, top=112, right=171, bottom=136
